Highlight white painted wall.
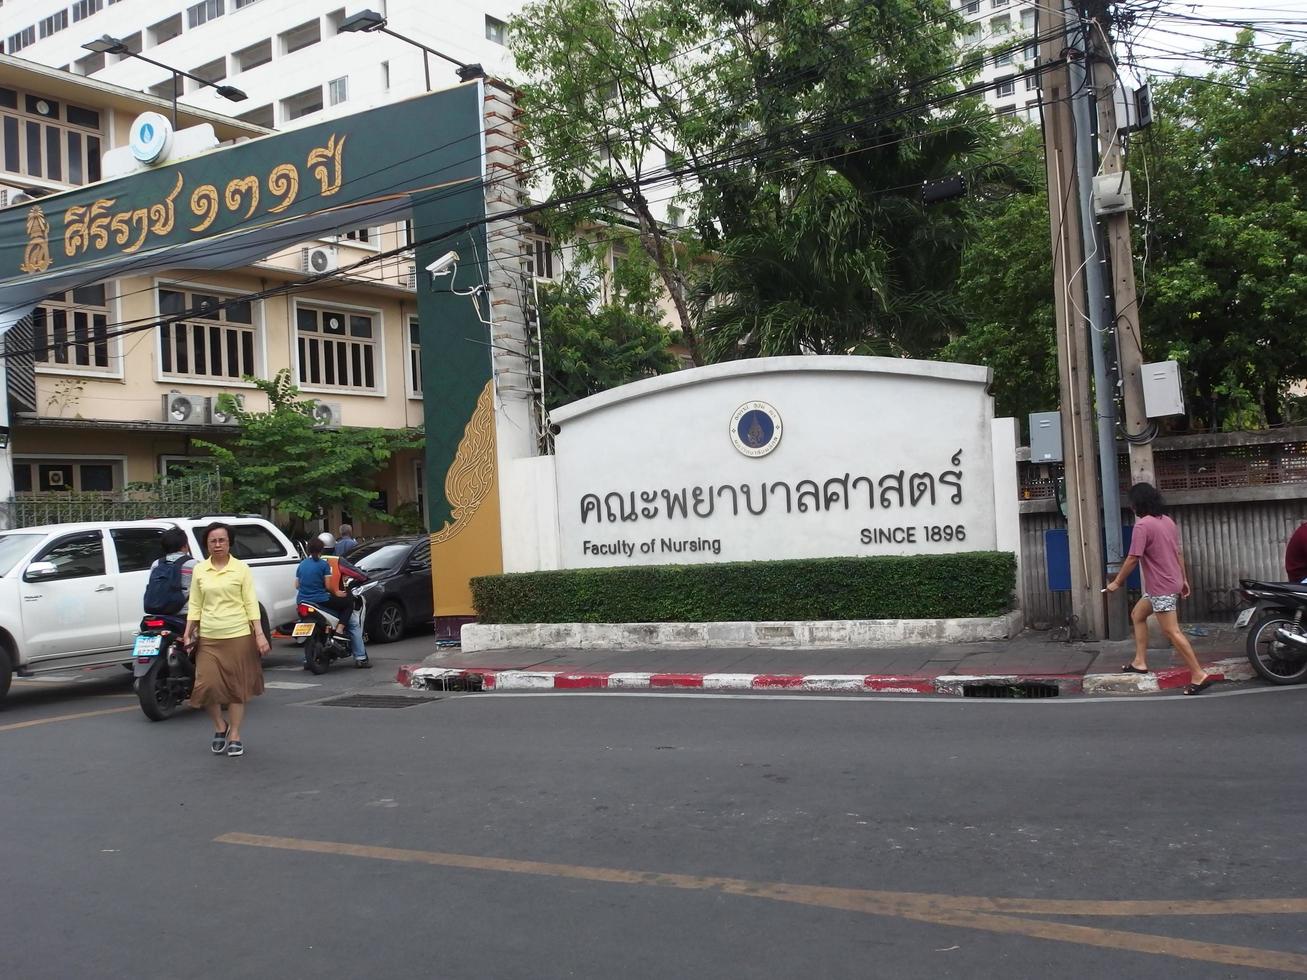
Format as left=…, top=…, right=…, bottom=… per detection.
left=503, top=356, right=1013, bottom=571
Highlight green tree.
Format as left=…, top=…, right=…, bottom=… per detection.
left=193, top=370, right=423, bottom=523
left=539, top=257, right=680, bottom=410
left=510, top=0, right=998, bottom=361
left=1141, top=34, right=1307, bottom=429
left=944, top=127, right=1058, bottom=427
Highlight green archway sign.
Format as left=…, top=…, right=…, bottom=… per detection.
left=0, top=81, right=508, bottom=626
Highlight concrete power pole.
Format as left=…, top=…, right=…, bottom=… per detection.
left=1085, top=0, right=1156, bottom=487
left=1039, top=0, right=1107, bottom=640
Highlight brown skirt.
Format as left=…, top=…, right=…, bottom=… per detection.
left=190, top=634, right=264, bottom=706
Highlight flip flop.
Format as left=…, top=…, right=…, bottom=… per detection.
left=1183, top=677, right=1219, bottom=696
left=1120, top=664, right=1149, bottom=674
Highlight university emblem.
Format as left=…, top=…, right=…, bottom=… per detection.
left=20, top=205, right=52, bottom=275
left=729, top=401, right=783, bottom=458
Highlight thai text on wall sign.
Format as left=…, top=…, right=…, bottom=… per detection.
left=578, top=451, right=965, bottom=525
left=25, top=136, right=347, bottom=270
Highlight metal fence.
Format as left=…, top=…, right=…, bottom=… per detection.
left=1017, top=429, right=1307, bottom=625
left=0, top=471, right=223, bottom=529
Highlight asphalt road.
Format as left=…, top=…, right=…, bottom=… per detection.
left=3, top=641, right=1306, bottom=979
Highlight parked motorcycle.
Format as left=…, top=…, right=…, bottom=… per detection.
left=294, top=590, right=367, bottom=675
left=133, top=615, right=193, bottom=720
left=1237, top=579, right=1307, bottom=685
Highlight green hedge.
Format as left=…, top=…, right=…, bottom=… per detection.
left=471, top=552, right=1016, bottom=624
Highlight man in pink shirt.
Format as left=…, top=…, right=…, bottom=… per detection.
left=1105, top=482, right=1215, bottom=694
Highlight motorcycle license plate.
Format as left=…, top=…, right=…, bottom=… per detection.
left=292, top=622, right=316, bottom=638
left=133, top=634, right=162, bottom=657
left=1235, top=607, right=1255, bottom=629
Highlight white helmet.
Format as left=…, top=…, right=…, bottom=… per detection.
left=317, top=531, right=337, bottom=550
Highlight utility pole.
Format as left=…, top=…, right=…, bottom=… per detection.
left=1084, top=0, right=1156, bottom=487
left=1067, top=6, right=1128, bottom=637
left=1039, top=0, right=1107, bottom=640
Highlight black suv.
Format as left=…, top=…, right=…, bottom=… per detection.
left=347, top=536, right=433, bottom=643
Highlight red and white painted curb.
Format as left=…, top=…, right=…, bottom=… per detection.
left=396, top=658, right=1255, bottom=696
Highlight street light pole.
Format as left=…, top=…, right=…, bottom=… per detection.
left=338, top=10, right=484, bottom=92
left=81, top=36, right=247, bottom=124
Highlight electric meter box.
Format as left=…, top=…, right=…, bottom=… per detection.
left=1141, top=360, right=1186, bottom=418
left=1029, top=411, right=1064, bottom=462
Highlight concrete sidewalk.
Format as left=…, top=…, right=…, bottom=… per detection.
left=397, top=624, right=1256, bottom=696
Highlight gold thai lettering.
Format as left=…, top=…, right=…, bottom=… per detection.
left=224, top=175, right=260, bottom=219
left=307, top=135, right=347, bottom=197
left=150, top=174, right=184, bottom=235
left=190, top=183, right=219, bottom=232
left=88, top=199, right=115, bottom=250
left=121, top=209, right=151, bottom=254
left=20, top=205, right=52, bottom=275
left=266, top=163, right=299, bottom=213
left=64, top=198, right=116, bottom=257
left=111, top=212, right=132, bottom=246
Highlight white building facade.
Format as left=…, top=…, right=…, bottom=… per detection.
left=5, top=0, right=523, bottom=130
left=956, top=0, right=1042, bottom=124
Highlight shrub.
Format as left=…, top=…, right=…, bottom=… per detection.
left=472, top=552, right=1016, bottom=623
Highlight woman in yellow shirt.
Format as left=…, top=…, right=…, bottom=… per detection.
left=182, top=522, right=270, bottom=757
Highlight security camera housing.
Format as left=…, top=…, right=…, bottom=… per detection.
left=426, top=250, right=460, bottom=276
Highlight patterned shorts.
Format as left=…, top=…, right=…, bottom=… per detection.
left=1146, top=593, right=1179, bottom=613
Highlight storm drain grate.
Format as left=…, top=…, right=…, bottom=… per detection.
left=961, top=682, right=1060, bottom=699
left=317, top=694, right=442, bottom=708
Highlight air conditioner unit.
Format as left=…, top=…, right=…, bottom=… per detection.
left=207, top=394, right=244, bottom=426
left=162, top=391, right=206, bottom=424
left=301, top=245, right=339, bottom=275
left=307, top=400, right=343, bottom=429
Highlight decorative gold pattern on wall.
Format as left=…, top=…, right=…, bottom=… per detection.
left=431, top=380, right=497, bottom=545
left=20, top=206, right=51, bottom=274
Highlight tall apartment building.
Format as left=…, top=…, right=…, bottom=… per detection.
left=956, top=0, right=1042, bottom=123
left=0, top=53, right=433, bottom=532
left=4, top=0, right=522, bottom=130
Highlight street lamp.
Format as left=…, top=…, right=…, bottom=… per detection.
left=338, top=10, right=484, bottom=92
left=82, top=35, right=247, bottom=126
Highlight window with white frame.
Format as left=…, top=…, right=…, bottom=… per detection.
left=13, top=457, right=122, bottom=493
left=39, top=10, right=69, bottom=38
left=1021, top=8, right=1036, bottom=29
left=296, top=304, right=378, bottom=391
left=995, top=49, right=1011, bottom=66
left=485, top=15, right=507, bottom=44
left=963, top=0, right=979, bottom=14
left=996, top=76, right=1015, bottom=98
left=991, top=14, right=1010, bottom=32
left=33, top=284, right=115, bottom=373
left=157, top=287, right=258, bottom=382
left=72, top=0, right=104, bottom=22
left=339, top=226, right=373, bottom=244
left=7, top=27, right=36, bottom=53
left=408, top=315, right=422, bottom=396
left=527, top=225, right=555, bottom=280
left=1025, top=74, right=1040, bottom=91
left=328, top=75, right=349, bottom=106
left=0, top=86, right=103, bottom=185
left=186, top=0, right=224, bottom=28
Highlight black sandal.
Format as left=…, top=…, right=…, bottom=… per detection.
left=210, top=728, right=229, bottom=754
left=1183, top=677, right=1219, bottom=696
left=1120, top=664, right=1149, bottom=674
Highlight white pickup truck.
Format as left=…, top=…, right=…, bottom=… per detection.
left=0, top=516, right=300, bottom=700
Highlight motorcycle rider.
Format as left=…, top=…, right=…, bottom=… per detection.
left=143, top=526, right=197, bottom=623
left=295, top=536, right=370, bottom=668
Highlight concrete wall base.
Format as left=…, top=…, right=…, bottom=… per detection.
left=461, top=609, right=1024, bottom=652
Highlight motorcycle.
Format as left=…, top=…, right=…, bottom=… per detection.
left=294, top=584, right=367, bottom=675
left=133, top=614, right=193, bottom=720
left=1236, top=578, right=1307, bottom=685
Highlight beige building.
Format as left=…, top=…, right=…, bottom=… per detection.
left=1, top=54, right=426, bottom=534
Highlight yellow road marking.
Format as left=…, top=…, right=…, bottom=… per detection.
left=0, top=705, right=137, bottom=732
left=215, top=833, right=1307, bottom=974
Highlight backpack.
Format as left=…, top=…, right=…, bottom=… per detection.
left=143, top=556, right=188, bottom=615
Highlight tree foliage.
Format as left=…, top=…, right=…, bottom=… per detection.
left=510, top=0, right=1000, bottom=361
left=944, top=36, right=1307, bottom=432
left=539, top=255, right=680, bottom=410
left=193, top=370, right=423, bottom=522
left=1141, top=34, right=1307, bottom=429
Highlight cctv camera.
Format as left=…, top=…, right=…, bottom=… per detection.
left=426, top=251, right=460, bottom=277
